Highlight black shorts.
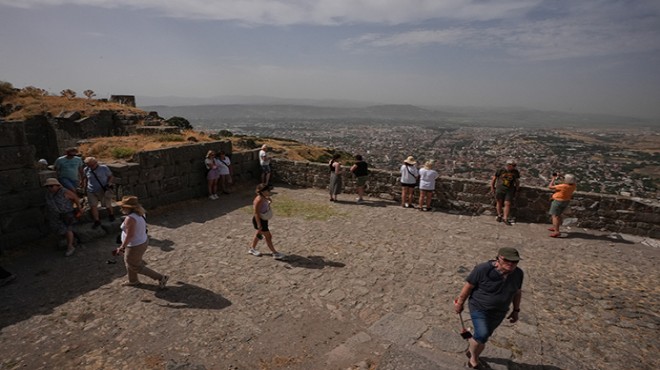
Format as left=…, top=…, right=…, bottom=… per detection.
left=252, top=217, right=269, bottom=232
left=496, top=189, right=516, bottom=202
left=401, top=182, right=416, bottom=188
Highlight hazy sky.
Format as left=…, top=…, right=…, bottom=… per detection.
left=1, top=0, right=660, bottom=118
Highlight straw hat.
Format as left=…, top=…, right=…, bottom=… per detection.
left=84, top=156, right=97, bottom=165
left=117, top=195, right=141, bottom=208
left=43, top=178, right=62, bottom=187
left=404, top=156, right=417, bottom=165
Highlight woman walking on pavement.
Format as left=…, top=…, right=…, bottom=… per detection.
left=114, top=196, right=169, bottom=288
left=248, top=184, right=286, bottom=260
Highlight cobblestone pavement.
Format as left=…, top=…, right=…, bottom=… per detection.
left=1, top=185, right=658, bottom=370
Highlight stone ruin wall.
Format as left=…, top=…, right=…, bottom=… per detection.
left=0, top=118, right=658, bottom=250
left=0, top=122, right=48, bottom=248
left=270, top=158, right=660, bottom=238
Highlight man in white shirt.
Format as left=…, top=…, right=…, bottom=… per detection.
left=259, top=144, right=271, bottom=185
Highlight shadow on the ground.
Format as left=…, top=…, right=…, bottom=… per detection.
left=149, top=237, right=176, bottom=252
left=564, top=232, right=635, bottom=244
left=483, top=357, right=562, bottom=370
left=333, top=199, right=390, bottom=207
left=134, top=281, right=232, bottom=310
left=282, top=254, right=346, bottom=269
left=0, top=235, right=126, bottom=329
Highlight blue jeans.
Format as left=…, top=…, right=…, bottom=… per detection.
left=470, top=309, right=507, bottom=344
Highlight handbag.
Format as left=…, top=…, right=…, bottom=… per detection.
left=259, top=207, right=273, bottom=220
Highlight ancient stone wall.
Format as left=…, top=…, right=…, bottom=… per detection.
left=109, top=145, right=261, bottom=209
left=0, top=122, right=49, bottom=248
left=270, top=158, right=660, bottom=238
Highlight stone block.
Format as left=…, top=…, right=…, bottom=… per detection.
left=0, top=168, right=42, bottom=195
left=0, top=208, right=45, bottom=233
left=161, top=177, right=183, bottom=193
left=146, top=182, right=161, bottom=197
left=0, top=122, right=27, bottom=147
left=2, top=190, right=45, bottom=213
left=143, top=166, right=165, bottom=182
left=0, top=146, right=35, bottom=171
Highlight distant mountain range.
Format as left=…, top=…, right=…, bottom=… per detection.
left=139, top=96, right=657, bottom=128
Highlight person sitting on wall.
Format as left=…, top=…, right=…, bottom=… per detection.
left=83, top=157, right=116, bottom=229
left=44, top=178, right=82, bottom=257
left=54, top=147, right=84, bottom=192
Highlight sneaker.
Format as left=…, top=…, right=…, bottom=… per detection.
left=404, top=203, right=410, bottom=208
left=496, top=215, right=503, bottom=222
left=209, top=195, right=215, bottom=200
left=92, top=220, right=101, bottom=229
left=108, top=214, right=115, bottom=222
left=65, top=247, right=76, bottom=257
left=503, top=219, right=512, bottom=226
left=122, top=281, right=140, bottom=287
left=158, top=275, right=169, bottom=289
left=0, top=274, right=16, bottom=287
left=272, top=252, right=286, bottom=260
left=356, top=198, right=363, bottom=203
left=248, top=248, right=262, bottom=257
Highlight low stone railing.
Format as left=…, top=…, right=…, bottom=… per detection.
left=271, top=158, right=660, bottom=238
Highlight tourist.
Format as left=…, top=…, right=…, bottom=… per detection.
left=400, top=156, right=419, bottom=208
left=259, top=144, right=271, bottom=185
left=490, top=159, right=520, bottom=225
left=44, top=178, right=82, bottom=257
left=113, top=196, right=169, bottom=288
left=83, top=157, right=115, bottom=228
left=328, top=154, right=343, bottom=202
left=454, top=247, right=523, bottom=369
left=205, top=150, right=220, bottom=200
left=548, top=173, right=577, bottom=238
left=217, top=151, right=233, bottom=194
left=0, top=265, right=16, bottom=287
left=350, top=154, right=369, bottom=203
left=248, top=184, right=285, bottom=260
left=54, top=147, right=84, bottom=191
left=418, top=160, right=439, bottom=211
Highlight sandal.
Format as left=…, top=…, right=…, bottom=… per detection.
left=549, top=232, right=561, bottom=238
left=547, top=227, right=556, bottom=231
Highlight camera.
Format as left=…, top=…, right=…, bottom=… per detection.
left=552, top=172, right=558, bottom=177
left=111, top=248, right=123, bottom=256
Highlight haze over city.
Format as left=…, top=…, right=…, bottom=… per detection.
left=1, top=0, right=660, bottom=119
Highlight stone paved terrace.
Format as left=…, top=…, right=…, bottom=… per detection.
left=1, top=185, right=658, bottom=370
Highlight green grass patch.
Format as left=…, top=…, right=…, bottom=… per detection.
left=243, top=195, right=342, bottom=221
left=111, top=147, right=135, bottom=159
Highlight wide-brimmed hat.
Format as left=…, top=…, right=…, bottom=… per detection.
left=117, top=195, right=141, bottom=208
left=43, top=178, right=61, bottom=187
left=506, top=159, right=516, bottom=165
left=256, top=183, right=273, bottom=193
left=498, top=247, right=522, bottom=261
left=404, top=156, right=417, bottom=165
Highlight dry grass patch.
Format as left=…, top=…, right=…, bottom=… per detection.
left=2, top=95, right=144, bottom=121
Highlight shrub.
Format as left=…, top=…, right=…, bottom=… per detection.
left=165, top=116, right=193, bottom=130
left=0, top=81, right=15, bottom=101
left=19, top=86, right=48, bottom=97
left=111, top=147, right=135, bottom=159
left=60, top=89, right=76, bottom=99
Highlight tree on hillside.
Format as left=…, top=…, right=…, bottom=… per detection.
left=19, top=86, right=49, bottom=97
left=0, top=81, right=15, bottom=101
left=165, top=116, right=193, bottom=130
left=83, top=90, right=96, bottom=99
left=60, top=89, right=76, bottom=99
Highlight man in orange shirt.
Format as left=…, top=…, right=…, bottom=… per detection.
left=548, top=173, right=577, bottom=237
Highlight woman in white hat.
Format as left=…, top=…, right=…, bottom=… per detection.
left=400, top=156, right=419, bottom=208
left=114, top=196, right=168, bottom=288
left=44, top=178, right=82, bottom=256
left=418, top=160, right=439, bottom=211
left=548, top=173, right=577, bottom=238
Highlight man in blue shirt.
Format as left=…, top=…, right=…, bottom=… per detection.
left=454, top=247, right=524, bottom=369
left=54, top=147, right=84, bottom=191
left=83, top=157, right=115, bottom=228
